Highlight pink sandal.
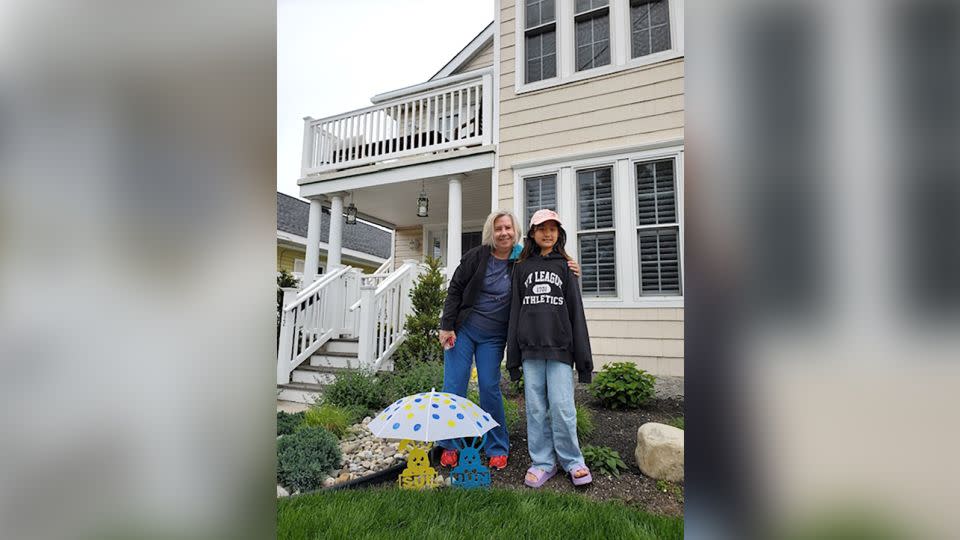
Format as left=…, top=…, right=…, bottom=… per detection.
left=570, top=466, right=593, bottom=486
left=524, top=465, right=558, bottom=488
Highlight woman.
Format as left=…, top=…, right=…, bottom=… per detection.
left=437, top=210, right=579, bottom=470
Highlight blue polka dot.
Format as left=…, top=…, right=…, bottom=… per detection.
left=387, top=414, right=393, bottom=420
left=394, top=399, right=402, bottom=405
left=432, top=403, right=439, bottom=408
left=432, top=414, right=440, bottom=419
left=456, top=413, right=464, bottom=420
left=476, top=421, right=482, bottom=428
left=414, top=398, right=422, bottom=402
left=483, top=415, right=489, bottom=421
left=392, top=423, right=400, bottom=430
left=449, top=405, right=456, bottom=410
left=413, top=424, right=421, bottom=431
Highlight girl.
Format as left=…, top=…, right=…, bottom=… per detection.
left=506, top=209, right=594, bottom=487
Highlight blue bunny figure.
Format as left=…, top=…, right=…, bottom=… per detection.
left=451, top=435, right=491, bottom=489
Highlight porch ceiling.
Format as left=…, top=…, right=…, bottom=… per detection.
left=347, top=169, right=490, bottom=229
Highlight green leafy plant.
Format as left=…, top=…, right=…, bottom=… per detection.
left=589, top=362, right=656, bottom=410
left=277, top=411, right=305, bottom=436
left=656, top=479, right=684, bottom=503
left=666, top=416, right=684, bottom=430
left=277, top=269, right=300, bottom=344
left=383, top=362, right=445, bottom=402
left=576, top=404, right=595, bottom=440
left=303, top=404, right=353, bottom=438
left=323, top=371, right=388, bottom=412
left=277, top=426, right=341, bottom=492
left=501, top=366, right=524, bottom=396
left=581, top=445, right=629, bottom=478
left=391, top=256, right=447, bottom=372
left=467, top=389, right=521, bottom=432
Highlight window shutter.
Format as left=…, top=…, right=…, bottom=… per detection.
left=577, top=168, right=614, bottom=229
left=579, top=233, right=617, bottom=296
left=577, top=167, right=616, bottom=297
left=638, top=228, right=680, bottom=294
left=636, top=159, right=676, bottom=225
left=525, top=174, right=557, bottom=225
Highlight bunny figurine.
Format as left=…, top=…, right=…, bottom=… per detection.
left=450, top=436, right=491, bottom=489
left=397, top=440, right=441, bottom=490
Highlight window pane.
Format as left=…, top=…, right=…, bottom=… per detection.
left=631, top=0, right=671, bottom=58
left=575, top=13, right=611, bottom=71
left=636, top=159, right=676, bottom=225
left=579, top=232, right=617, bottom=297
left=576, top=0, right=608, bottom=13
left=542, top=0, right=555, bottom=22
left=578, top=168, right=614, bottom=230
left=527, top=33, right=542, bottom=57
left=526, top=1, right=540, bottom=28
left=651, top=24, right=671, bottom=53
left=525, top=174, right=557, bottom=225
left=525, top=30, right=556, bottom=84
left=638, top=227, right=680, bottom=295
left=526, top=58, right=542, bottom=83
left=543, top=52, right=557, bottom=79
left=650, top=0, right=669, bottom=25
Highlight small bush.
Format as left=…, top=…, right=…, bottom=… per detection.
left=589, top=362, right=656, bottom=410
left=666, top=416, right=684, bottom=430
left=581, top=445, right=629, bottom=478
left=383, top=362, right=445, bottom=402
left=324, top=371, right=388, bottom=412
left=467, top=389, right=521, bottom=432
left=277, top=426, right=341, bottom=492
left=303, top=404, right=353, bottom=438
left=576, top=404, right=595, bottom=440
left=391, top=256, right=446, bottom=372
left=277, top=411, right=305, bottom=436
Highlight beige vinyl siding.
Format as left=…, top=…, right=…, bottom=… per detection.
left=498, top=0, right=684, bottom=376
left=393, top=226, right=424, bottom=269
left=453, top=41, right=495, bottom=74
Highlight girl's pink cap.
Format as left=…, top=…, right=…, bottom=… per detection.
left=529, top=209, right=562, bottom=227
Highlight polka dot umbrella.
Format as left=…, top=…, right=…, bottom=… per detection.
left=368, top=388, right=499, bottom=442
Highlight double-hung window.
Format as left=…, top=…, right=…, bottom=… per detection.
left=635, top=158, right=680, bottom=295
left=524, top=0, right=557, bottom=83
left=524, top=174, right=557, bottom=226
left=630, top=0, right=672, bottom=59
left=575, top=0, right=611, bottom=72
left=577, top=167, right=617, bottom=297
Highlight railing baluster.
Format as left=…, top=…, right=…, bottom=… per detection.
left=473, top=84, right=481, bottom=137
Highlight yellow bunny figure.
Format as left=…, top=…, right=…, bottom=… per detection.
left=397, top=440, right=441, bottom=490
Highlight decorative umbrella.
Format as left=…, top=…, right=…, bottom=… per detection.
left=368, top=388, right=498, bottom=490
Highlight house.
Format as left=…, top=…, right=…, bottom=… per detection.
left=276, top=192, right=392, bottom=280
left=279, top=0, right=683, bottom=402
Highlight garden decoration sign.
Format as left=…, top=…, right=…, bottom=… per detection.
left=368, top=389, right=499, bottom=490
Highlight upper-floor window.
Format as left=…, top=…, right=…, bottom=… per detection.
left=525, top=0, right=558, bottom=83
left=575, top=0, right=611, bottom=71
left=630, top=0, right=671, bottom=59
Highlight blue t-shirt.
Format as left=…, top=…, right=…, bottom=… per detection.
left=468, top=255, right=511, bottom=332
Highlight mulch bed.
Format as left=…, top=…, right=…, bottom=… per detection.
left=456, top=380, right=685, bottom=516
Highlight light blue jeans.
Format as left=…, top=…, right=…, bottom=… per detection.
left=522, top=358, right=586, bottom=473
left=438, top=320, right=509, bottom=457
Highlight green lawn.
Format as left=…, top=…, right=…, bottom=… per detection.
left=278, top=487, right=683, bottom=540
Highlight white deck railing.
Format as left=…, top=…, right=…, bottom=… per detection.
left=276, top=266, right=356, bottom=384
left=356, top=260, right=422, bottom=371
left=301, top=73, right=493, bottom=175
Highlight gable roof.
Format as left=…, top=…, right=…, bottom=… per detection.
left=429, top=21, right=494, bottom=81
left=277, top=192, right=392, bottom=259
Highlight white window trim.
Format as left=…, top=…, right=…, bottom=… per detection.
left=513, top=145, right=684, bottom=308
left=515, top=0, right=684, bottom=95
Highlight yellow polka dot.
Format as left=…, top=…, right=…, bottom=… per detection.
left=447, top=420, right=456, bottom=427
left=472, top=412, right=478, bottom=418
left=404, top=405, right=412, bottom=410
left=418, top=405, right=426, bottom=410
left=407, top=413, right=414, bottom=419
left=443, top=399, right=450, bottom=404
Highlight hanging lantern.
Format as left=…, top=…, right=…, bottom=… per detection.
left=345, top=202, right=358, bottom=225
left=417, top=184, right=429, bottom=218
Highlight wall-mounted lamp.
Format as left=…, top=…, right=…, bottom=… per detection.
left=408, top=238, right=421, bottom=251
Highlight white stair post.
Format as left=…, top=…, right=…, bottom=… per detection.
left=276, top=287, right=299, bottom=384
left=355, top=282, right=378, bottom=369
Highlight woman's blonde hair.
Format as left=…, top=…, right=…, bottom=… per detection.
left=481, top=210, right=521, bottom=247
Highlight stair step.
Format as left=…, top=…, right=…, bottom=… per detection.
left=278, top=381, right=326, bottom=392
left=295, top=364, right=357, bottom=374
left=316, top=351, right=358, bottom=358
left=329, top=337, right=359, bottom=343
left=276, top=381, right=325, bottom=405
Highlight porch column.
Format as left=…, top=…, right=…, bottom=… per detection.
left=304, top=198, right=323, bottom=285
left=446, top=175, right=463, bottom=274
left=327, top=193, right=345, bottom=269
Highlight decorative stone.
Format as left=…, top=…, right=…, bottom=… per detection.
left=635, top=422, right=684, bottom=482
left=277, top=485, right=289, bottom=498
left=394, top=453, right=404, bottom=460
left=362, top=416, right=372, bottom=425
left=341, top=442, right=359, bottom=454
left=337, top=472, right=350, bottom=483
left=323, top=477, right=336, bottom=488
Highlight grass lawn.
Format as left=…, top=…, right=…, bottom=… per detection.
left=278, top=487, right=683, bottom=540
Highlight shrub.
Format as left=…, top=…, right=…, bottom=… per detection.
left=277, top=411, right=305, bottom=436
left=501, top=366, right=524, bottom=396
left=276, top=270, right=300, bottom=345
left=323, top=371, right=388, bottom=412
left=666, top=416, right=684, bottom=430
left=303, top=404, right=353, bottom=438
left=277, top=426, right=341, bottom=492
left=581, top=445, right=629, bottom=478
left=589, top=362, right=656, bottom=410
left=467, top=389, right=521, bottom=432
left=391, top=256, right=446, bottom=372
left=576, top=404, right=595, bottom=440
left=383, top=362, right=445, bottom=402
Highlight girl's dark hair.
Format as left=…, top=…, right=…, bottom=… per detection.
left=518, top=220, right=571, bottom=263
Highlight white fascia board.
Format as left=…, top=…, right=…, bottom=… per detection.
left=370, top=66, right=493, bottom=105
left=429, top=22, right=495, bottom=81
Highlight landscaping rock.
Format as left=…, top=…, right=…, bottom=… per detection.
left=277, top=485, right=289, bottom=498
left=635, top=423, right=684, bottom=482
left=323, top=477, right=336, bottom=488
left=337, top=472, right=350, bottom=483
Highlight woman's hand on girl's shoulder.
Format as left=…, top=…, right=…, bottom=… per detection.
left=567, top=259, right=581, bottom=278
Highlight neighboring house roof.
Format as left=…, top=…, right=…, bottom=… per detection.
left=277, top=192, right=392, bottom=259
left=430, top=21, right=494, bottom=81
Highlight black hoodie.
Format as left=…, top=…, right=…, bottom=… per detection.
left=506, top=250, right=593, bottom=383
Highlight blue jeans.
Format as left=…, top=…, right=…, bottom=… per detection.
left=522, top=359, right=586, bottom=473
left=438, top=320, right=509, bottom=457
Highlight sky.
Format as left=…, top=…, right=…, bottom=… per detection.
left=277, top=0, right=494, bottom=199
